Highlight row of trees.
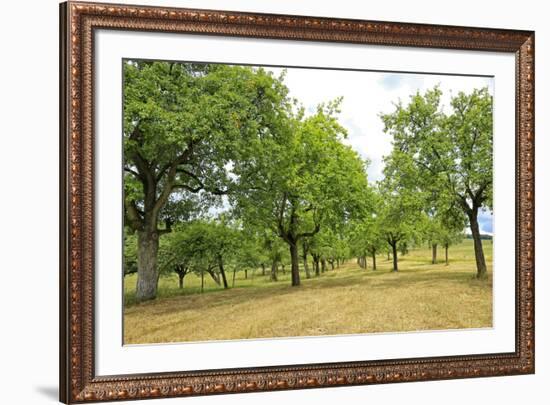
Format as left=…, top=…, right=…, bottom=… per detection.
left=123, top=61, right=492, bottom=302
left=124, top=212, right=463, bottom=292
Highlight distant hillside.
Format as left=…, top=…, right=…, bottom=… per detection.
left=465, top=234, right=493, bottom=240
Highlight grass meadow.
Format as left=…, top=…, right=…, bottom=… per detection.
left=124, top=239, right=492, bottom=344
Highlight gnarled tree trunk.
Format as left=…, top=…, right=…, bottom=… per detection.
left=468, top=212, right=487, bottom=278
left=136, top=230, right=159, bottom=301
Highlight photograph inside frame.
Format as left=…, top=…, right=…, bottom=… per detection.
left=122, top=60, right=494, bottom=345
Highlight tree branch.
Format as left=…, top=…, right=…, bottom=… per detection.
left=124, top=167, right=143, bottom=180
left=124, top=199, right=144, bottom=231
left=296, top=223, right=321, bottom=239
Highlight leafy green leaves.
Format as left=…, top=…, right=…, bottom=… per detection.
left=381, top=86, right=493, bottom=216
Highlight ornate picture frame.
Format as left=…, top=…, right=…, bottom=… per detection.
left=59, top=1, right=535, bottom=402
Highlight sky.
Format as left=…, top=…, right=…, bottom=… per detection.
left=266, top=66, right=494, bottom=234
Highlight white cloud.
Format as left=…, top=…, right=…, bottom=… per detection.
left=266, top=66, right=493, bottom=183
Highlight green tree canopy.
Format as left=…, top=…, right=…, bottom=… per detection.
left=381, top=86, right=492, bottom=277
left=232, top=100, right=371, bottom=286
left=123, top=61, right=292, bottom=300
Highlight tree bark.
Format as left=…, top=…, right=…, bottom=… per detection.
left=206, top=269, right=220, bottom=285
left=177, top=271, right=185, bottom=289
left=218, top=257, right=229, bottom=289
left=432, top=243, right=438, bottom=264
left=391, top=240, right=398, bottom=272
left=469, top=211, right=487, bottom=278
left=321, top=258, right=327, bottom=273
left=302, top=242, right=311, bottom=279
left=136, top=230, right=159, bottom=302
left=313, top=255, right=320, bottom=276
left=270, top=260, right=278, bottom=282
left=289, top=241, right=300, bottom=286
left=371, top=251, right=377, bottom=270
left=303, top=250, right=311, bottom=278
left=261, top=263, right=266, bottom=276
left=445, top=243, right=449, bottom=265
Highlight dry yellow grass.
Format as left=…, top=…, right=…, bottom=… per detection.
left=124, top=239, right=492, bottom=344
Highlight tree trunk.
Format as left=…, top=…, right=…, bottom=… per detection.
left=270, top=260, right=278, bottom=282
left=391, top=240, right=398, bottom=272
left=313, top=255, right=320, bottom=276
left=329, top=260, right=335, bottom=270
left=336, top=258, right=340, bottom=268
left=136, top=230, right=159, bottom=302
left=218, top=257, right=229, bottom=289
left=371, top=251, right=377, bottom=270
left=244, top=269, right=248, bottom=279
left=469, top=212, right=487, bottom=278
left=302, top=241, right=311, bottom=279
left=445, top=243, right=449, bottom=265
left=261, top=263, right=266, bottom=276
left=289, top=242, right=300, bottom=286
left=201, top=269, right=204, bottom=293
left=432, top=243, right=438, bottom=264
left=207, top=269, right=220, bottom=285
left=232, top=267, right=237, bottom=287
left=387, top=251, right=390, bottom=261
left=321, top=258, right=327, bottom=273
left=177, top=271, right=185, bottom=289
left=303, top=255, right=311, bottom=279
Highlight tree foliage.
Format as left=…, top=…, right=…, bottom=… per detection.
left=232, top=100, right=371, bottom=285
left=122, top=62, right=493, bottom=300
left=381, top=87, right=492, bottom=277
left=124, top=61, right=292, bottom=300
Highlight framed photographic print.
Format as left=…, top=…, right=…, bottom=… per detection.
left=59, top=1, right=535, bottom=402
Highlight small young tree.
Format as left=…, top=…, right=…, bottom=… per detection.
left=349, top=216, right=384, bottom=271
left=376, top=169, right=424, bottom=272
